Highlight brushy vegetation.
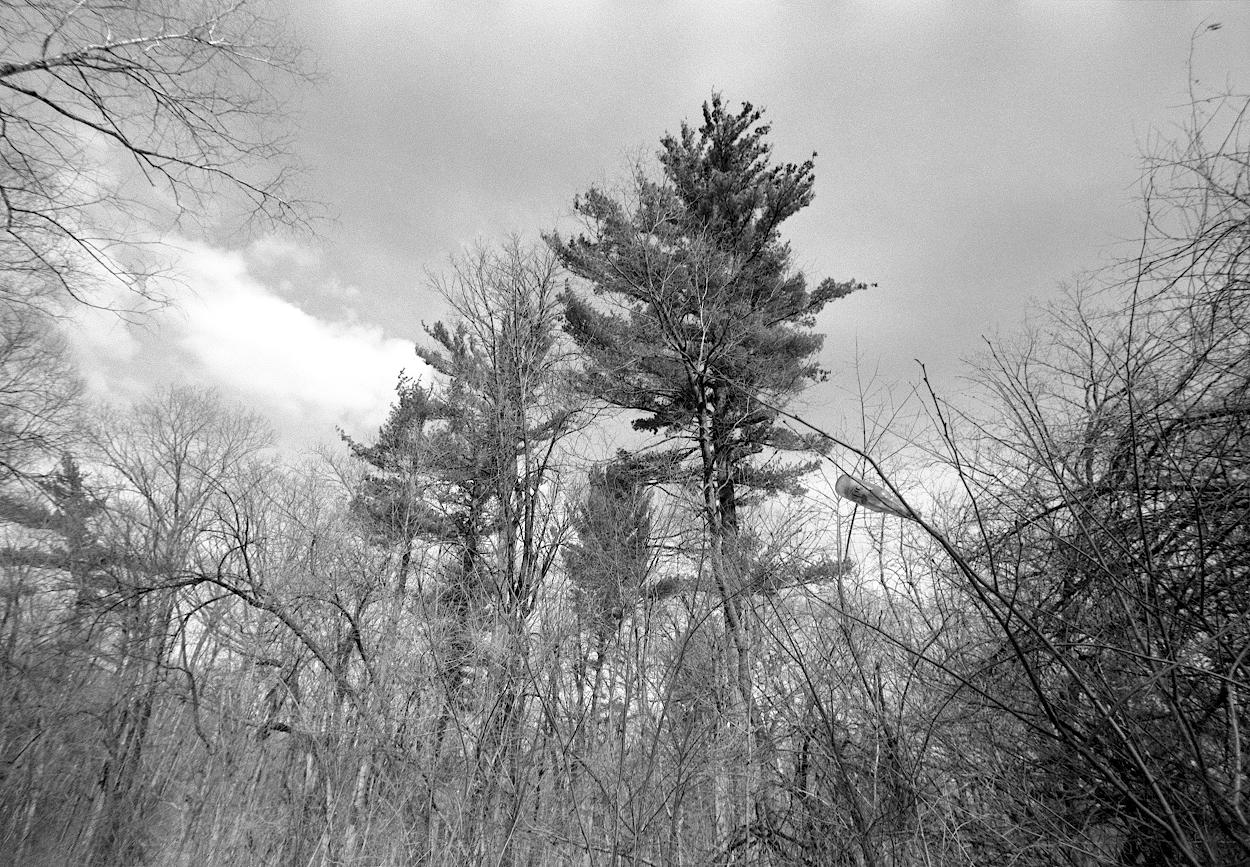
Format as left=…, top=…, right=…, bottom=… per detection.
left=1, top=5, right=1247, bottom=864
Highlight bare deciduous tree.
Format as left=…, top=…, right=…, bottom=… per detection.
left=916, top=91, right=1250, bottom=867
left=0, top=0, right=308, bottom=308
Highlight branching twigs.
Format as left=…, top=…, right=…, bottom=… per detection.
left=0, top=0, right=309, bottom=308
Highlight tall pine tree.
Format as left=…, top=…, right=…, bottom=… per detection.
left=549, top=96, right=863, bottom=539
left=549, top=95, right=866, bottom=843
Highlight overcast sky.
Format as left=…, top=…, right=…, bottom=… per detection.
left=71, top=1, right=1250, bottom=451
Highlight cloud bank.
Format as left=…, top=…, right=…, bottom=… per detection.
left=69, top=238, right=422, bottom=449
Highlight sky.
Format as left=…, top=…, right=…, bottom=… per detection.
left=70, top=1, right=1250, bottom=453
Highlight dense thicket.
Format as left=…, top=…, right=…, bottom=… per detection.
left=925, top=93, right=1250, bottom=866
left=1, top=88, right=1247, bottom=867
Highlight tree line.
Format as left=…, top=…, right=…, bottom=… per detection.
left=1, top=4, right=1247, bottom=865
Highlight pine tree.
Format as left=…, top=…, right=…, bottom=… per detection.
left=549, top=95, right=864, bottom=539
left=549, top=94, right=868, bottom=844
left=565, top=461, right=654, bottom=640
left=344, top=372, right=488, bottom=597
left=345, top=242, right=578, bottom=858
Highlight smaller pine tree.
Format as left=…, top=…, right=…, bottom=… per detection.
left=564, top=460, right=654, bottom=638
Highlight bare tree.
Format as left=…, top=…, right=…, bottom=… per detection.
left=0, top=292, right=80, bottom=483
left=912, top=91, right=1250, bottom=867
left=0, top=0, right=308, bottom=308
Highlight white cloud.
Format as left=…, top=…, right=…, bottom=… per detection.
left=68, top=239, right=422, bottom=449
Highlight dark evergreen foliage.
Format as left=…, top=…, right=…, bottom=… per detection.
left=564, top=461, right=654, bottom=635
left=549, top=95, right=867, bottom=524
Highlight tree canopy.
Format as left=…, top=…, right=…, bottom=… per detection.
left=550, top=95, right=866, bottom=529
